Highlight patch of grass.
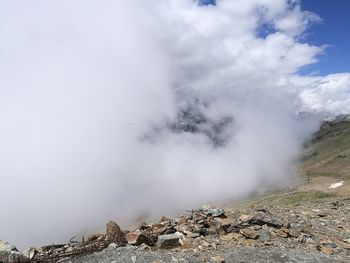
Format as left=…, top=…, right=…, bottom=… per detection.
left=305, top=171, right=339, bottom=178
left=274, top=191, right=336, bottom=205
left=301, top=120, right=350, bottom=180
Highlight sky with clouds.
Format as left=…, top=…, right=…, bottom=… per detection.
left=300, top=0, right=350, bottom=76
left=0, top=0, right=349, bottom=247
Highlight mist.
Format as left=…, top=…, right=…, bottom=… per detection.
left=0, top=0, right=341, bottom=248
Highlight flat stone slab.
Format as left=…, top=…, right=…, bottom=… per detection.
left=156, top=234, right=180, bottom=248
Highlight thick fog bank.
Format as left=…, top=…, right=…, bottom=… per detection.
left=0, top=0, right=348, bottom=248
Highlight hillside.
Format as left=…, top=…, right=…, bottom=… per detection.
left=301, top=118, right=350, bottom=180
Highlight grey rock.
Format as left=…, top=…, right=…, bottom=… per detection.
left=201, top=208, right=226, bottom=218
left=23, top=247, right=37, bottom=259
left=157, top=234, right=180, bottom=248
left=0, top=241, right=28, bottom=263
left=258, top=230, right=272, bottom=242
left=0, top=240, right=17, bottom=252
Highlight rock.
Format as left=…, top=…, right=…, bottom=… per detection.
left=0, top=240, right=17, bottom=252
left=240, top=239, right=256, bottom=246
left=215, top=218, right=232, bottom=232
left=88, top=233, right=105, bottom=242
left=305, top=237, right=315, bottom=244
left=0, top=240, right=28, bottom=263
left=139, top=222, right=151, bottom=230
left=343, top=238, right=350, bottom=244
left=131, top=255, right=137, bottom=263
left=188, top=232, right=201, bottom=238
left=126, top=231, right=152, bottom=246
left=288, top=228, right=300, bottom=238
left=138, top=243, right=151, bottom=251
left=208, top=225, right=220, bottom=235
left=65, top=246, right=75, bottom=253
left=23, top=247, right=37, bottom=260
left=298, top=234, right=307, bottom=243
left=240, top=229, right=258, bottom=239
left=152, top=224, right=167, bottom=236
left=109, top=243, right=119, bottom=249
left=201, top=206, right=226, bottom=218
left=301, top=225, right=315, bottom=236
left=156, top=234, right=180, bottom=248
left=318, top=246, right=334, bottom=255
left=211, top=255, right=225, bottom=262
left=239, top=214, right=254, bottom=223
left=317, top=212, right=329, bottom=217
left=174, top=232, right=186, bottom=246
left=253, top=212, right=289, bottom=228
left=331, top=236, right=350, bottom=249
left=106, top=220, right=127, bottom=245
left=277, top=228, right=288, bottom=238
left=258, top=230, right=272, bottom=242
left=159, top=216, right=170, bottom=223
left=198, top=227, right=209, bottom=236
left=220, top=233, right=241, bottom=242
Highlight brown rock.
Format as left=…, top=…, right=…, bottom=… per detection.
left=220, top=233, right=241, bottom=242
left=331, top=236, right=350, bottom=249
left=302, top=225, right=315, bottom=236
left=319, top=246, right=333, bottom=255
left=240, top=239, right=256, bottom=246
left=288, top=228, right=299, bottom=238
left=240, top=229, right=258, bottom=239
left=215, top=218, right=232, bottom=232
left=106, top=220, right=127, bottom=245
left=126, top=231, right=151, bottom=246
left=239, top=214, right=254, bottom=223
left=152, top=224, right=167, bottom=236
left=211, top=255, right=225, bottom=262
left=277, top=228, right=288, bottom=238
left=88, top=234, right=105, bottom=242
left=317, top=212, right=329, bottom=218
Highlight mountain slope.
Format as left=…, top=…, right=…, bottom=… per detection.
left=301, top=118, right=350, bottom=179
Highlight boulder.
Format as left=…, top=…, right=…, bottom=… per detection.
left=215, top=218, right=232, bottom=232
left=240, top=229, right=258, bottom=239
left=152, top=224, right=167, bottom=236
left=106, top=220, right=127, bottom=245
left=258, top=230, right=272, bottom=242
left=126, top=231, right=152, bottom=246
left=239, top=214, right=254, bottom=223
left=253, top=212, right=289, bottom=228
left=0, top=240, right=28, bottom=263
left=23, top=247, right=37, bottom=260
left=156, top=234, right=180, bottom=248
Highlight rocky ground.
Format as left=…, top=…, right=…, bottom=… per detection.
left=1, top=181, right=350, bottom=262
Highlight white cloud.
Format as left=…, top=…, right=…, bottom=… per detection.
left=293, top=73, right=350, bottom=115
left=0, top=0, right=348, bottom=248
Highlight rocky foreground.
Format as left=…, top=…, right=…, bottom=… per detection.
left=1, top=195, right=350, bottom=263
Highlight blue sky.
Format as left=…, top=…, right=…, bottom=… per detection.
left=299, top=0, right=350, bottom=75
left=198, top=0, right=349, bottom=76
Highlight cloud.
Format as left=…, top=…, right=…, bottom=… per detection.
left=293, top=73, right=350, bottom=115
left=0, top=0, right=348, bottom=248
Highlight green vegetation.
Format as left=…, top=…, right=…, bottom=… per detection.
left=273, top=191, right=336, bottom=205
left=301, top=120, right=350, bottom=180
